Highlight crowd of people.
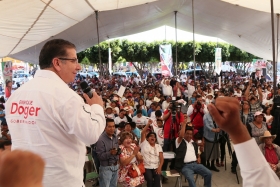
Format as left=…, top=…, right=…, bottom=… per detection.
left=1, top=38, right=280, bottom=187
left=67, top=68, right=280, bottom=186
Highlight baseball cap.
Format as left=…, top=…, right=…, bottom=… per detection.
left=254, top=111, right=264, bottom=117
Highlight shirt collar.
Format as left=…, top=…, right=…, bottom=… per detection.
left=35, top=70, right=66, bottom=85
left=265, top=144, right=275, bottom=149
left=104, top=131, right=116, bottom=139
left=184, top=139, right=194, bottom=143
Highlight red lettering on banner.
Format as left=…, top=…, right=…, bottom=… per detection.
left=10, top=102, right=40, bottom=119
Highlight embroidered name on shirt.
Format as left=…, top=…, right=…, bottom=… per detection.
left=10, top=101, right=41, bottom=119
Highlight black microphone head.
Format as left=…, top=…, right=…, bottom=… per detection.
left=80, top=81, right=89, bottom=90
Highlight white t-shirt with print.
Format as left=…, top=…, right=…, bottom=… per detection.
left=140, top=139, right=163, bottom=169
left=114, top=116, right=128, bottom=125
left=151, top=120, right=164, bottom=147
left=132, top=116, right=147, bottom=128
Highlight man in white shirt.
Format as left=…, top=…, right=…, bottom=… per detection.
left=162, top=96, right=171, bottom=111
left=161, top=78, right=173, bottom=97
left=174, top=122, right=211, bottom=187
left=234, top=87, right=242, bottom=97
left=3, top=98, right=279, bottom=187
left=5, top=39, right=106, bottom=187
left=186, top=77, right=195, bottom=101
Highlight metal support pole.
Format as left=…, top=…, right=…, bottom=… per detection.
left=270, top=0, right=277, bottom=94
left=192, top=0, right=196, bottom=82
left=95, top=11, right=102, bottom=76
left=277, top=14, right=279, bottom=63
left=175, top=11, right=178, bottom=76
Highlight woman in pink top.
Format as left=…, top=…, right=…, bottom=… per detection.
left=5, top=81, right=12, bottom=99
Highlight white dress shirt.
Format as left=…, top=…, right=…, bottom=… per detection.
left=187, top=84, right=195, bottom=98
left=6, top=70, right=106, bottom=187
left=161, top=80, right=173, bottom=96
left=175, top=138, right=196, bottom=163
left=234, top=138, right=280, bottom=187
left=162, top=101, right=170, bottom=111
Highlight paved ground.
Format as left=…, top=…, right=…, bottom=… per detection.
left=85, top=147, right=243, bottom=187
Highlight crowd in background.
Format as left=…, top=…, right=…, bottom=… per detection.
left=2, top=69, right=280, bottom=187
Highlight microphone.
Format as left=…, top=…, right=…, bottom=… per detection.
left=80, top=81, right=93, bottom=99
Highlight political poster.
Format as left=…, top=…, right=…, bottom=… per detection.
left=2, top=61, right=13, bottom=84
left=159, top=44, right=173, bottom=77
left=215, top=48, right=222, bottom=75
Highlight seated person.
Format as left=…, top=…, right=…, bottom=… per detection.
left=259, top=131, right=280, bottom=178
left=174, top=123, right=212, bottom=187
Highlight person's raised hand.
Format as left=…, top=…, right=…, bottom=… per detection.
left=0, top=150, right=45, bottom=187
left=147, top=119, right=153, bottom=125
left=207, top=97, right=251, bottom=144
left=83, top=92, right=103, bottom=107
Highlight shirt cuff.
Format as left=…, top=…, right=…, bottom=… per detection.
left=233, top=138, right=267, bottom=171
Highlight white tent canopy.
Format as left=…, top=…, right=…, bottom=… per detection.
left=0, top=0, right=279, bottom=64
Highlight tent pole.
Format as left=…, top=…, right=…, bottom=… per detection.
left=270, top=0, right=277, bottom=94
left=95, top=11, right=102, bottom=77
left=277, top=14, right=279, bottom=63
left=175, top=11, right=178, bottom=76
left=192, top=0, right=196, bottom=83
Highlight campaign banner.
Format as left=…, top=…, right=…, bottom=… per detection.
left=2, top=61, right=13, bottom=84
left=108, top=48, right=112, bottom=74
left=215, top=48, right=222, bottom=75
left=159, top=44, right=173, bottom=77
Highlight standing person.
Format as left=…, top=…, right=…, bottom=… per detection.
left=173, top=81, right=184, bottom=100
left=5, top=39, right=106, bottom=187
left=4, top=80, right=12, bottom=99
left=244, top=81, right=263, bottom=114
left=231, top=100, right=254, bottom=173
left=0, top=104, right=5, bottom=122
left=203, top=113, right=220, bottom=172
left=96, top=118, right=119, bottom=187
left=161, top=78, right=173, bottom=98
left=240, top=100, right=254, bottom=125
left=140, top=120, right=164, bottom=187
left=208, top=97, right=280, bottom=186
left=162, top=103, right=184, bottom=171
left=246, top=111, right=268, bottom=145
left=187, top=95, right=208, bottom=136
left=186, top=76, right=195, bottom=103
left=118, top=132, right=145, bottom=187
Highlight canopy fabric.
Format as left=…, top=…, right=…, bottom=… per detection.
left=221, top=0, right=280, bottom=14
left=1, top=0, right=279, bottom=63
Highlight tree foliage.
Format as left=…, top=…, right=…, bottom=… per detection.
left=77, top=39, right=259, bottom=75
